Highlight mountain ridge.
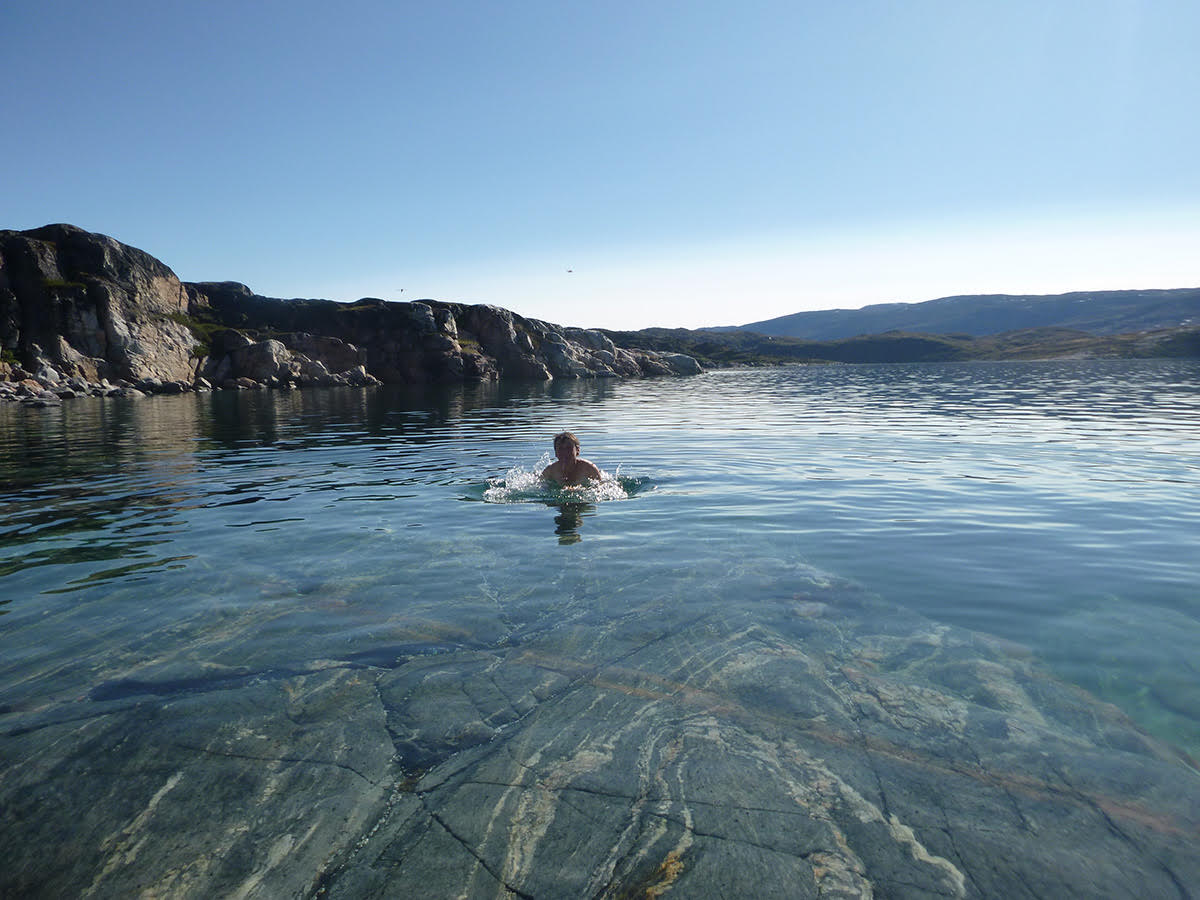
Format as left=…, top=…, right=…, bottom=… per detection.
left=726, top=288, right=1200, bottom=340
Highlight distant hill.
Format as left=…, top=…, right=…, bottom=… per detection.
left=603, top=323, right=1200, bottom=368
left=730, top=288, right=1200, bottom=340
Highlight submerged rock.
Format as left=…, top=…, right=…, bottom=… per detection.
left=1, top=567, right=1196, bottom=897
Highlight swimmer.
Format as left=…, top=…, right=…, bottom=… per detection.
left=541, top=431, right=602, bottom=486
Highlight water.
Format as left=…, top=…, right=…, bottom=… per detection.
left=2, top=360, right=1198, bottom=752
left=3, top=360, right=1200, bottom=895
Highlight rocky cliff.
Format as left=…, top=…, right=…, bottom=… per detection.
left=0, top=225, right=196, bottom=387
left=0, top=224, right=700, bottom=402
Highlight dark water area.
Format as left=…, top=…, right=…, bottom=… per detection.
left=2, top=360, right=1199, bottom=897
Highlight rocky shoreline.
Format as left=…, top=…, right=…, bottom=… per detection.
left=0, top=343, right=384, bottom=407
left=0, top=365, right=382, bottom=406
left=0, top=224, right=701, bottom=403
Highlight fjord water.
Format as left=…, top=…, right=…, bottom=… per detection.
left=2, top=358, right=1198, bottom=755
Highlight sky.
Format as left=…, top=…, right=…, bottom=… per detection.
left=3, top=0, right=1199, bottom=330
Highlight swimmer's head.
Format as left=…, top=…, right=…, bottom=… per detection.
left=553, top=431, right=580, bottom=451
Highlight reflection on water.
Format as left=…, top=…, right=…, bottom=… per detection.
left=549, top=501, right=591, bottom=544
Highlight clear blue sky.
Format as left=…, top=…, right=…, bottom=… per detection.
left=4, top=0, right=1198, bottom=329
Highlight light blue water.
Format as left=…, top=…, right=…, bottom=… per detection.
left=1, top=359, right=1198, bottom=752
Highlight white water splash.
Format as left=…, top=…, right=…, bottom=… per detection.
left=483, top=454, right=632, bottom=504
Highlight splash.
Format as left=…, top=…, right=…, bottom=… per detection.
left=482, top=456, right=647, bottom=504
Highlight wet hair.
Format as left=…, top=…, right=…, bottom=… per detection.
left=553, top=431, right=580, bottom=450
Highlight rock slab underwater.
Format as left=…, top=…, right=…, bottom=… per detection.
left=2, top=565, right=1198, bottom=898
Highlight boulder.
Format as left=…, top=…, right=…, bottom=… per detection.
left=656, top=351, right=705, bottom=375
left=635, top=354, right=673, bottom=376
left=343, top=365, right=382, bottom=387
left=540, top=337, right=599, bottom=378
left=207, top=328, right=255, bottom=356
left=222, top=377, right=263, bottom=390
left=107, top=386, right=145, bottom=399
left=230, top=339, right=293, bottom=383
left=297, top=358, right=331, bottom=384
left=276, top=333, right=364, bottom=373
left=35, top=363, right=62, bottom=386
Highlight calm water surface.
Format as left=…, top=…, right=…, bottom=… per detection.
left=2, top=359, right=1198, bottom=752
